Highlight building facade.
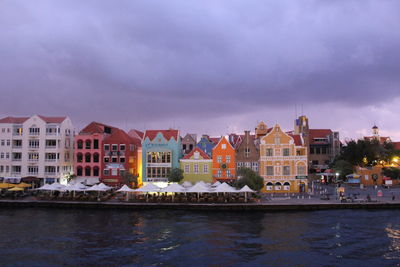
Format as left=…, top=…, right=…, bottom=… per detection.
left=294, top=115, right=340, bottom=173
left=75, top=122, right=141, bottom=186
left=0, top=115, right=74, bottom=185
left=259, top=124, right=308, bottom=193
left=235, top=130, right=259, bottom=173
left=142, top=129, right=181, bottom=183
left=181, top=133, right=197, bottom=156
left=212, top=136, right=236, bottom=182
left=180, top=147, right=213, bottom=183
left=197, top=135, right=216, bottom=158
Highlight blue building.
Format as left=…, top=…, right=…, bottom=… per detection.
left=142, top=129, right=182, bottom=183
left=197, top=135, right=216, bottom=158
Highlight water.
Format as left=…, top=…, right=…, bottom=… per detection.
left=0, top=208, right=399, bottom=267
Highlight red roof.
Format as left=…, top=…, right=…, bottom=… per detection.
left=128, top=129, right=144, bottom=139
left=209, top=137, right=220, bottom=145
left=364, top=136, right=391, bottom=144
left=144, top=129, right=179, bottom=141
left=0, top=116, right=29, bottom=123
left=80, top=122, right=115, bottom=134
left=182, top=147, right=211, bottom=160
left=103, top=128, right=137, bottom=145
left=393, top=142, right=400, bottom=150
left=288, top=134, right=303, bottom=146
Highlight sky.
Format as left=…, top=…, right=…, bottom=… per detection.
left=1, top=0, right=400, bottom=141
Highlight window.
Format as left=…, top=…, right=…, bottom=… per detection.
left=6, top=140, right=10, bottom=146
left=29, top=140, right=40, bottom=148
left=45, top=139, right=57, bottom=148
left=64, top=152, right=70, bottom=162
left=203, top=164, right=208, bottom=173
left=266, top=148, right=273, bottom=156
left=0, top=153, right=4, bottom=159
left=226, top=156, right=231, bottom=163
left=120, top=144, right=126, bottom=151
left=217, top=156, right=222, bottom=163
left=297, top=165, right=306, bottom=175
left=28, top=153, right=39, bottom=161
left=0, top=166, right=3, bottom=173
left=85, top=167, right=91, bottom=176
left=1, top=140, right=5, bottom=146
left=194, top=152, right=200, bottom=159
left=104, top=144, right=110, bottom=151
left=283, top=166, right=290, bottom=175
left=12, top=153, right=21, bottom=161
left=283, top=148, right=290, bottom=156
left=112, top=144, right=118, bottom=151
left=45, top=153, right=58, bottom=162
left=12, top=140, right=22, bottom=148
left=77, top=140, right=83, bottom=149
left=93, top=153, right=99, bottom=163
left=93, top=168, right=99, bottom=176
left=85, top=153, right=91, bottom=163
left=28, top=166, right=39, bottom=175
left=316, top=147, right=321, bottom=154
left=217, top=170, right=222, bottom=177
left=104, top=157, right=110, bottom=163
left=266, top=166, right=274, bottom=176
left=45, top=166, right=56, bottom=174
left=11, top=166, right=21, bottom=174
left=274, top=137, right=280, bottom=145
left=6, top=153, right=9, bottom=159
left=111, top=169, right=118, bottom=176
left=185, top=164, right=190, bottom=173
left=93, top=139, right=99, bottom=149
left=29, top=127, right=40, bottom=135
left=222, top=144, right=226, bottom=149
left=85, top=140, right=91, bottom=149
left=244, top=148, right=250, bottom=158
left=103, top=169, right=109, bottom=176
left=120, top=157, right=125, bottom=163
left=112, top=157, right=118, bottom=163
left=194, top=164, right=199, bottom=173
left=226, top=170, right=231, bottom=177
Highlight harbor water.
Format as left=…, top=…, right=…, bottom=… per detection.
left=0, top=208, right=399, bottom=266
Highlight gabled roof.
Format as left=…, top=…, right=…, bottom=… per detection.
left=144, top=129, right=179, bottom=141
left=0, top=116, right=29, bottom=124
left=0, top=115, right=67, bottom=124
left=309, top=129, right=332, bottom=138
left=103, top=128, right=137, bottom=145
left=213, top=136, right=235, bottom=151
left=37, top=115, right=67, bottom=123
left=182, top=133, right=197, bottom=143
left=80, top=122, right=115, bottom=134
left=182, top=147, right=211, bottom=160
left=209, top=137, right=220, bottom=145
left=128, top=129, right=144, bottom=139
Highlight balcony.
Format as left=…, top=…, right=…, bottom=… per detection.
left=45, top=146, right=57, bottom=149
left=11, top=172, right=21, bottom=175
left=45, top=159, right=57, bottom=162
left=11, top=158, right=22, bottom=162
left=45, top=172, right=57, bottom=176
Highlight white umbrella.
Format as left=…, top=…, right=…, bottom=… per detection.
left=97, top=183, right=112, bottom=191
left=187, top=182, right=210, bottom=202
left=239, top=185, right=255, bottom=193
left=67, top=182, right=88, bottom=191
left=135, top=183, right=160, bottom=193
left=36, top=184, right=53, bottom=191
left=213, top=182, right=238, bottom=193
left=181, top=181, right=192, bottom=188
left=161, top=183, right=186, bottom=193
left=195, top=181, right=207, bottom=187
left=85, top=184, right=100, bottom=191
left=47, top=182, right=66, bottom=191
left=212, top=181, right=221, bottom=187
left=239, top=185, right=255, bottom=203
left=117, top=185, right=135, bottom=192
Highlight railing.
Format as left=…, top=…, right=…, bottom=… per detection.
left=45, top=146, right=57, bottom=149
left=45, top=159, right=57, bottom=162
left=11, top=158, right=22, bottom=162
left=45, top=172, right=57, bottom=176
left=12, top=145, right=22, bottom=149
left=28, top=158, right=39, bottom=162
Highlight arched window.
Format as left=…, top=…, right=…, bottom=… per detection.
left=85, top=140, right=91, bottom=149
left=77, top=153, right=83, bottom=163
left=77, top=166, right=83, bottom=176
left=85, top=153, right=91, bottom=163
left=85, top=166, right=91, bottom=176
left=275, top=182, right=282, bottom=191
left=283, top=182, right=291, bottom=191
left=93, top=167, right=99, bottom=177
left=266, top=182, right=273, bottom=191
left=93, top=153, right=99, bottom=163
left=77, top=140, right=83, bottom=149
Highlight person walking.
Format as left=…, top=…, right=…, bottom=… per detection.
left=392, top=193, right=395, bottom=201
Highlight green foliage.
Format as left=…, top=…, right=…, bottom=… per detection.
left=66, top=173, right=76, bottom=183
left=121, top=171, right=139, bottom=187
left=382, top=167, right=400, bottom=180
left=234, top=168, right=264, bottom=191
left=168, top=168, right=184, bottom=183
left=332, top=160, right=354, bottom=180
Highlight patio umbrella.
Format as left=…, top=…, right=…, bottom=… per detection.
left=8, top=187, right=24, bottom=191
left=239, top=185, right=255, bottom=202
left=212, top=181, right=221, bottom=187
left=161, top=183, right=186, bottom=202
left=181, top=181, right=192, bottom=188
left=36, top=184, right=53, bottom=190
left=213, top=182, right=238, bottom=193
left=135, top=183, right=161, bottom=202
left=117, top=185, right=135, bottom=201
left=187, top=183, right=210, bottom=202
left=97, top=183, right=112, bottom=191
left=0, top=183, right=13, bottom=189
left=15, top=182, right=32, bottom=188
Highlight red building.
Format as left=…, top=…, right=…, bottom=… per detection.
left=74, top=122, right=142, bottom=186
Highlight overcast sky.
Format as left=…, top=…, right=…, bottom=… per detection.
left=1, top=0, right=400, bottom=140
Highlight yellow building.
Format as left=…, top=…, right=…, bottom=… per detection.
left=259, top=124, right=308, bottom=193
left=180, top=147, right=213, bottom=183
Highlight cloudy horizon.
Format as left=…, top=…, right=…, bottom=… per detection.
left=1, top=0, right=400, bottom=141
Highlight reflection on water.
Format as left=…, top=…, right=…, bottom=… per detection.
left=0, top=209, right=399, bottom=266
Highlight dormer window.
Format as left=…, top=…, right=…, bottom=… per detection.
left=194, top=152, right=200, bottom=159
left=222, top=144, right=226, bottom=149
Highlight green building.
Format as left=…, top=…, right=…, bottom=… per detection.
left=180, top=147, right=213, bottom=183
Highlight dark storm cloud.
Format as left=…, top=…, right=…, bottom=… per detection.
left=1, top=0, right=400, bottom=129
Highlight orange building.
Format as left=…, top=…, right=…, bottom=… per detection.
left=212, top=136, right=236, bottom=182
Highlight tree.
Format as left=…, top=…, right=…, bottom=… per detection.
left=332, top=159, right=354, bottom=180
left=65, top=173, right=76, bottom=183
left=168, top=168, right=184, bottom=183
left=382, top=167, right=400, bottom=180
left=121, top=171, right=139, bottom=188
left=234, top=168, right=264, bottom=191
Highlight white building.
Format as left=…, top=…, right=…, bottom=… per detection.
left=0, top=115, right=75, bottom=185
